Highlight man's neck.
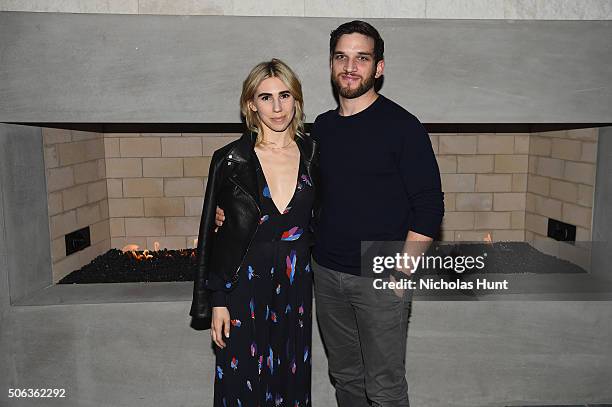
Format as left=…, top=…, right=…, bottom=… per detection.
left=338, top=89, right=379, bottom=117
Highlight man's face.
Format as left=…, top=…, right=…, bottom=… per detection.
left=331, top=33, right=384, bottom=99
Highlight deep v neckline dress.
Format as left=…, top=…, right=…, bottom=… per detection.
left=212, top=150, right=315, bottom=407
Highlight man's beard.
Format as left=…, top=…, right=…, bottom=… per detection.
left=332, top=70, right=376, bottom=99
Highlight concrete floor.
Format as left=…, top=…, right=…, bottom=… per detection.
left=1, top=290, right=612, bottom=407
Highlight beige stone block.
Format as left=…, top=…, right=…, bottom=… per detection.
left=142, top=133, right=181, bottom=137
left=511, top=211, right=525, bottom=229
left=111, top=237, right=147, bottom=251
left=108, top=198, right=144, bottom=217
left=455, top=230, right=491, bottom=242
left=104, top=137, right=120, bottom=157
left=529, top=136, right=551, bottom=156
left=477, top=134, right=514, bottom=154
left=475, top=212, right=511, bottom=229
left=580, top=142, right=597, bottom=163
left=51, top=237, right=66, bottom=262
left=528, top=156, right=537, bottom=173
left=512, top=173, right=528, bottom=192
left=201, top=135, right=240, bottom=156
left=436, top=155, right=457, bottom=173
left=187, top=236, right=199, bottom=249
left=44, top=146, right=59, bottom=168
left=123, top=178, right=164, bottom=197
left=165, top=216, right=200, bottom=236
left=62, top=184, right=89, bottom=211
left=57, top=139, right=104, bottom=166
left=52, top=253, right=82, bottom=283
left=537, top=130, right=566, bottom=138
left=493, top=193, right=525, bottom=211
left=526, top=193, right=536, bottom=212
left=125, top=218, right=165, bottom=236
left=564, top=162, right=595, bottom=185
left=47, top=192, right=63, bottom=216
left=475, top=174, right=512, bottom=192
left=455, top=193, right=492, bottom=211
left=71, top=131, right=101, bottom=141
left=77, top=203, right=101, bottom=227
left=184, top=156, right=213, bottom=176
left=98, top=159, right=106, bottom=178
left=120, top=137, right=161, bottom=157
left=527, top=174, right=550, bottom=196
left=87, top=180, right=107, bottom=203
left=525, top=213, right=548, bottom=235
left=492, top=230, right=524, bottom=242
left=162, top=137, right=202, bottom=157
left=73, top=161, right=100, bottom=185
left=441, top=174, right=475, bottom=192
left=110, top=218, right=125, bottom=237
left=90, top=219, right=110, bottom=244
left=106, top=158, right=142, bottom=178
left=49, top=210, right=77, bottom=239
left=577, top=184, right=593, bottom=207
left=514, top=134, right=530, bottom=154
left=107, top=179, right=123, bottom=198
left=46, top=166, right=75, bottom=192
left=439, top=229, right=455, bottom=242
left=494, top=155, right=528, bottom=173
left=429, top=135, right=439, bottom=154
left=441, top=212, right=475, bottom=230
left=104, top=133, right=140, bottom=138
left=143, top=158, right=183, bottom=177
left=550, top=180, right=578, bottom=203
left=164, top=178, right=205, bottom=197
left=144, top=197, right=185, bottom=217
left=185, top=196, right=204, bottom=216
left=457, top=155, right=494, bottom=173
left=146, top=236, right=187, bottom=251
left=439, top=135, right=477, bottom=154
left=551, top=138, right=582, bottom=161
left=565, top=128, right=598, bottom=141
left=43, top=127, right=71, bottom=145
left=562, top=203, right=592, bottom=229
left=100, top=199, right=109, bottom=219
left=537, top=157, right=564, bottom=179
left=525, top=230, right=535, bottom=243
left=534, top=195, right=562, bottom=219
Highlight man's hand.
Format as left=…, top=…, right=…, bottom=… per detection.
left=211, top=306, right=230, bottom=348
left=215, top=206, right=225, bottom=232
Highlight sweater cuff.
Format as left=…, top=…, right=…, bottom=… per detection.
left=210, top=289, right=229, bottom=307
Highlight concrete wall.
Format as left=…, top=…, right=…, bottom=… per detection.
left=0, top=124, right=52, bottom=309
left=1, top=0, right=611, bottom=19
left=2, top=12, right=612, bottom=124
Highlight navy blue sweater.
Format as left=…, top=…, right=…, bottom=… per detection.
left=311, top=95, right=445, bottom=275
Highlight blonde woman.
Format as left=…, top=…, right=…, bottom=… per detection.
left=190, top=59, right=318, bottom=407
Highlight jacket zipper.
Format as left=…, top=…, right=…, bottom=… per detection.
left=228, top=176, right=262, bottom=283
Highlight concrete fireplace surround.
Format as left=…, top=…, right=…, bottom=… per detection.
left=2, top=11, right=612, bottom=407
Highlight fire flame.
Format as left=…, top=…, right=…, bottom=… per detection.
left=121, top=243, right=155, bottom=261
left=483, top=233, right=493, bottom=245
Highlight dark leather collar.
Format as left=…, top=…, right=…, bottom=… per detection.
left=227, top=131, right=314, bottom=165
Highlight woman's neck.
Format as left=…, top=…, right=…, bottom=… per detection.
left=260, top=129, right=293, bottom=148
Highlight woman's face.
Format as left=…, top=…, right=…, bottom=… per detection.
left=248, top=76, right=296, bottom=135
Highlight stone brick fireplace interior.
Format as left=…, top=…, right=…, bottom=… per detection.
left=38, top=127, right=601, bottom=284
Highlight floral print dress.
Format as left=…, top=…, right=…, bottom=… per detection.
left=212, top=152, right=314, bottom=407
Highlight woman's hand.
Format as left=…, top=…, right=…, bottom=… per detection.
left=211, top=306, right=230, bottom=348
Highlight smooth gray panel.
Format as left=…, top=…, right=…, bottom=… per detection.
left=0, top=124, right=52, bottom=304
left=1, top=12, right=611, bottom=123
left=592, top=126, right=612, bottom=281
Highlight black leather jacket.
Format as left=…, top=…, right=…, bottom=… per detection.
left=189, top=131, right=318, bottom=320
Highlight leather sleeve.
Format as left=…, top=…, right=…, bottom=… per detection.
left=189, top=150, right=224, bottom=319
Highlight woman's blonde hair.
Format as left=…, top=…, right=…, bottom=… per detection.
left=240, top=58, right=305, bottom=144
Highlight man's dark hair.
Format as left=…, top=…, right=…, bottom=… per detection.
left=329, top=20, right=384, bottom=63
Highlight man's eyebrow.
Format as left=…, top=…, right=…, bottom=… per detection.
left=333, top=50, right=373, bottom=56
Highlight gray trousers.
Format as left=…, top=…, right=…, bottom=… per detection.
left=312, top=259, right=413, bottom=407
